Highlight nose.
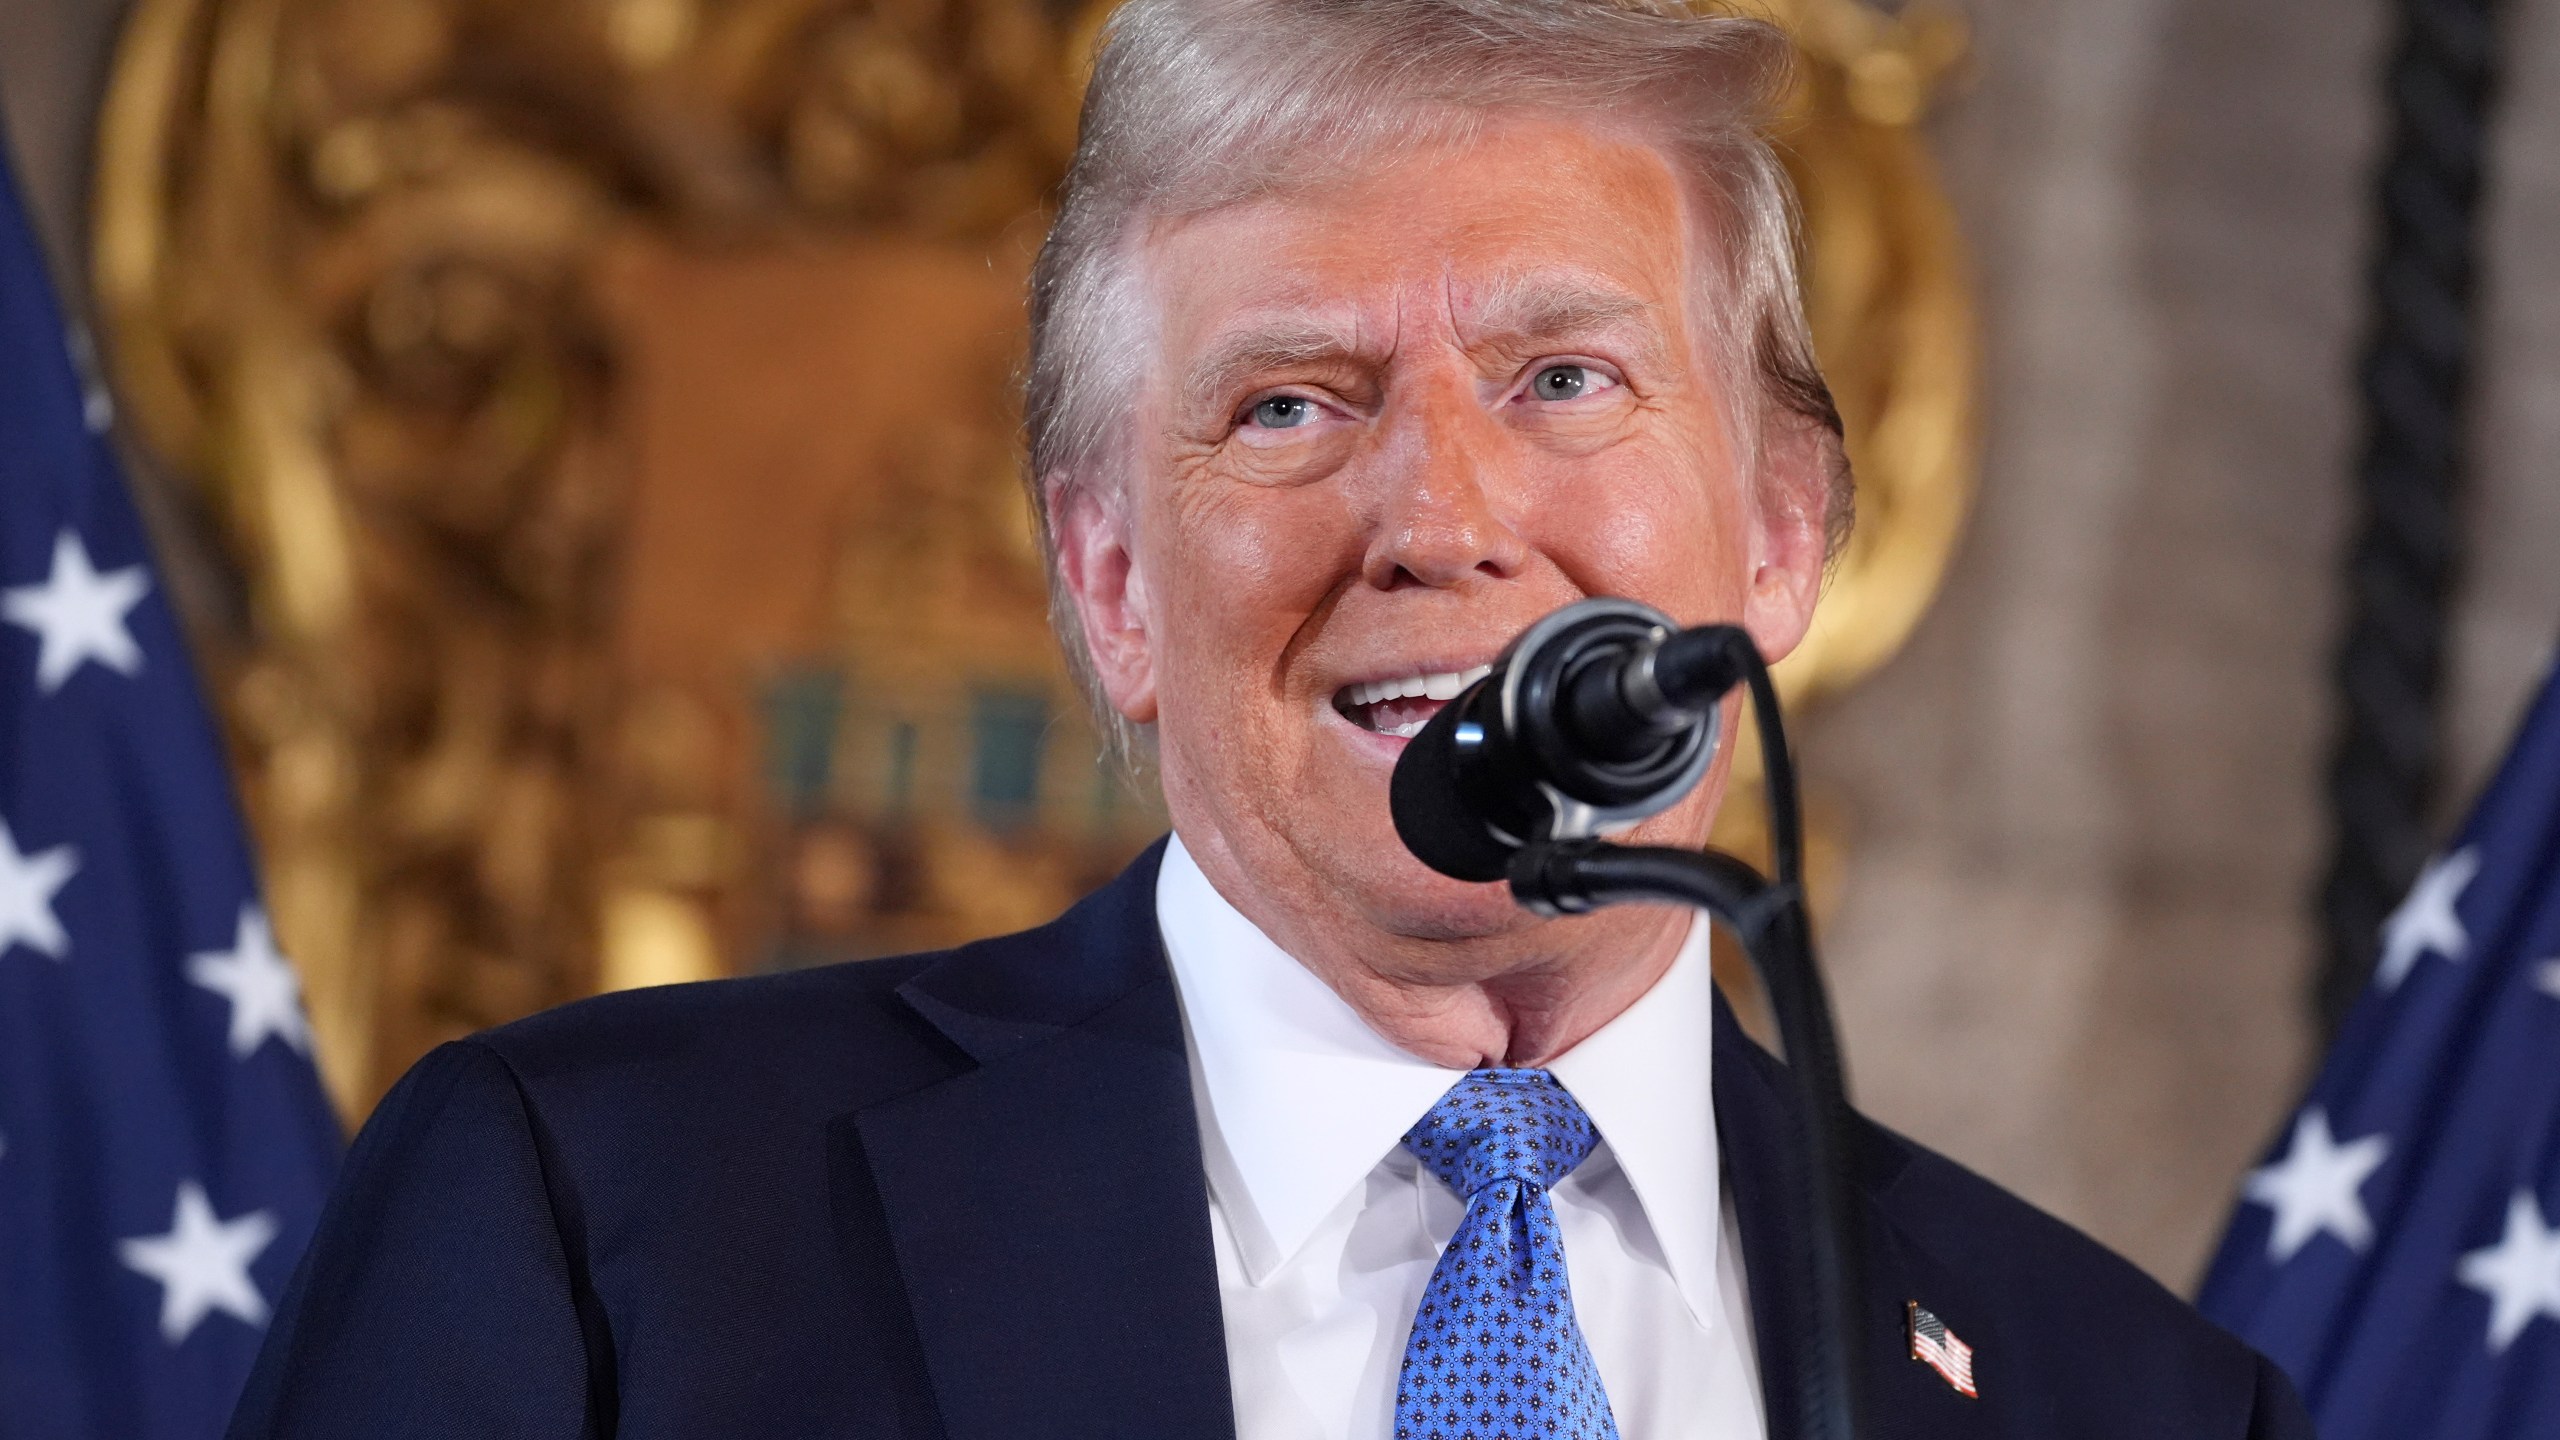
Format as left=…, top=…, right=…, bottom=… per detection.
left=1361, top=385, right=1533, bottom=591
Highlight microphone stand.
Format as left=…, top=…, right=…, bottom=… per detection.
left=1502, top=630, right=1868, bottom=1440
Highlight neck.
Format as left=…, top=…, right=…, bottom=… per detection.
left=1178, top=832, right=1690, bottom=1070
left=1310, top=923, right=1689, bottom=1068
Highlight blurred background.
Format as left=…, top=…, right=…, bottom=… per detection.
left=4, top=0, right=2555, bottom=1300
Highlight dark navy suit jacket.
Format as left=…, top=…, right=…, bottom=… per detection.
left=229, top=841, right=2313, bottom=1438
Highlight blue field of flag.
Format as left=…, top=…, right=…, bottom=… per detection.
left=0, top=140, right=341, bottom=1434
left=2203, top=659, right=2560, bottom=1435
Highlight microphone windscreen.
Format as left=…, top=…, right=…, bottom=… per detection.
left=1389, top=702, right=1515, bottom=883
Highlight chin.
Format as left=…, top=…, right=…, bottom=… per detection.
left=1342, top=850, right=1538, bottom=942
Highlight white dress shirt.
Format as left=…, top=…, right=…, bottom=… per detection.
left=1156, top=835, right=1766, bottom=1440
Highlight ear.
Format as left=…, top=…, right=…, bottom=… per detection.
left=1049, top=474, right=1161, bottom=725
left=1740, top=420, right=1837, bottom=665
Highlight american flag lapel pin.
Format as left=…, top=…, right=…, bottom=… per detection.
left=1907, top=1301, right=1979, bottom=1399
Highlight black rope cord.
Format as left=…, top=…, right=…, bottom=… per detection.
left=2318, top=0, right=2509, bottom=1028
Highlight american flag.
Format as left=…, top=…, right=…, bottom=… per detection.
left=0, top=141, right=340, bottom=1431
left=1907, top=1300, right=1977, bottom=1398
left=2201, top=655, right=2560, bottom=1436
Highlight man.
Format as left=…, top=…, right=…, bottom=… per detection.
left=230, top=2, right=2314, bottom=1436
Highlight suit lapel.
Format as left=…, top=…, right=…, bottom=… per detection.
left=1715, top=997, right=1981, bottom=1440
left=848, top=843, right=1237, bottom=1440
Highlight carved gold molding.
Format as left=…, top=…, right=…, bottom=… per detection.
left=1769, top=0, right=1975, bottom=710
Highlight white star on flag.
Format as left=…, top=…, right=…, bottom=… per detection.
left=116, top=1181, right=279, bottom=1345
left=2536, top=960, right=2560, bottom=1002
left=2, top=529, right=151, bottom=694
left=2456, top=1189, right=2560, bottom=1354
left=0, top=817, right=78, bottom=961
left=2245, top=1108, right=2391, bottom=1262
left=2376, top=847, right=2481, bottom=990
left=186, top=905, right=311, bottom=1058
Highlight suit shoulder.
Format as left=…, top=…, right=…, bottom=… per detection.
left=1862, top=1119, right=2279, bottom=1424
left=428, top=879, right=1136, bottom=1158
left=1875, top=1127, right=2204, bottom=1320
left=467, top=950, right=951, bottom=1095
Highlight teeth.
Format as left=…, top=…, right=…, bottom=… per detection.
left=1343, top=664, right=1495, bottom=712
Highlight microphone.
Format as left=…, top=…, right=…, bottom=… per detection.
left=1389, top=597, right=1751, bottom=882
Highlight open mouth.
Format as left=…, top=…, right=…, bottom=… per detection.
left=1332, top=664, right=1494, bottom=740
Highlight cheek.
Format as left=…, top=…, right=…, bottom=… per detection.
left=1530, top=448, right=1751, bottom=620
left=1145, top=474, right=1365, bottom=693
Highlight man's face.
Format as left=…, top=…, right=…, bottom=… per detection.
left=1059, top=116, right=1823, bottom=956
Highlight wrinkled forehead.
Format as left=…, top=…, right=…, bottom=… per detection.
left=1134, top=114, right=1705, bottom=374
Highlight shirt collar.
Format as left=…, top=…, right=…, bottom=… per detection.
left=1544, top=901, right=1724, bottom=1328
left=1157, top=834, right=1463, bottom=1282
left=1155, top=833, right=1723, bottom=1326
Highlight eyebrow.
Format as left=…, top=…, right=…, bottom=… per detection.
left=1173, top=275, right=1669, bottom=417
left=1458, top=273, right=1663, bottom=357
left=1178, top=318, right=1375, bottom=418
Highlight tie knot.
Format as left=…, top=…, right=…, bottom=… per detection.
left=1402, top=1069, right=1600, bottom=1199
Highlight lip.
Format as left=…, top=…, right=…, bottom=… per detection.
left=1323, top=698, right=1433, bottom=760
left=1330, top=657, right=1499, bottom=714
left=1318, top=641, right=1512, bottom=761
left=1328, top=655, right=1501, bottom=692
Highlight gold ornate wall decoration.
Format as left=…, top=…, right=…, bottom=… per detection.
left=1764, top=0, right=1975, bottom=710
left=1700, top=0, right=1977, bottom=1035
left=92, top=0, right=1975, bottom=1118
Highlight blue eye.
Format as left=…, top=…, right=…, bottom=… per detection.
left=1249, top=395, right=1316, bottom=429
left=1532, top=364, right=1597, bottom=401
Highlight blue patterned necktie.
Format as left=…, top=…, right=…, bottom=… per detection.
left=1396, top=1069, right=1621, bottom=1440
